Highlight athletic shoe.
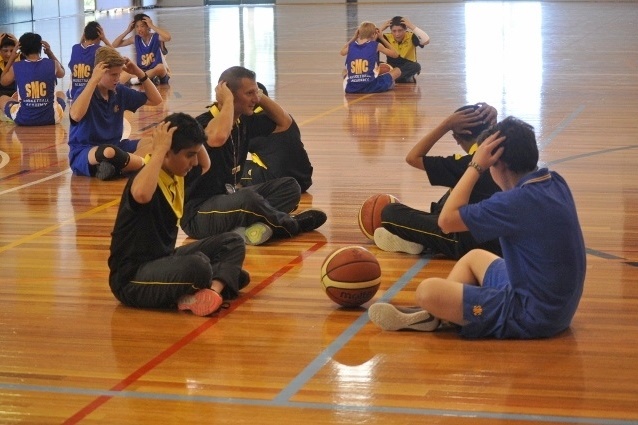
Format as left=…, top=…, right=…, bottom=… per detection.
left=158, top=74, right=170, bottom=85
left=177, top=288, right=223, bottom=316
left=95, top=161, right=120, bottom=181
left=129, top=77, right=140, bottom=85
left=151, top=76, right=161, bottom=86
left=374, top=228, right=423, bottom=255
left=293, top=209, right=327, bottom=232
left=368, top=303, right=440, bottom=332
left=244, top=222, right=273, bottom=245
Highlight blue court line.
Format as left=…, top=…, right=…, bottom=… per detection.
left=1, top=257, right=636, bottom=424
left=548, top=144, right=638, bottom=166
left=1, top=382, right=636, bottom=425
left=273, top=256, right=431, bottom=403
left=540, top=104, right=585, bottom=149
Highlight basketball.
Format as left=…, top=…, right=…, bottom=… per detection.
left=321, top=246, right=381, bottom=307
left=379, top=63, right=393, bottom=75
left=358, top=193, right=399, bottom=240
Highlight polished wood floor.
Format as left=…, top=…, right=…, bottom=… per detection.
left=1, top=2, right=638, bottom=424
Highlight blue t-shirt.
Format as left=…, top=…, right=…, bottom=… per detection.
left=12, top=58, right=59, bottom=125
left=67, top=42, right=101, bottom=100
left=460, top=168, right=586, bottom=337
left=135, top=33, right=163, bottom=71
left=68, top=84, right=147, bottom=148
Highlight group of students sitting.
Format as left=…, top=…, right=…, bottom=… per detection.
left=0, top=13, right=587, bottom=341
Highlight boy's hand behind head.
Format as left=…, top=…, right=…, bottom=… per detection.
left=152, top=121, right=177, bottom=155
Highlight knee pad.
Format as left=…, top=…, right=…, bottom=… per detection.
left=95, top=144, right=130, bottom=169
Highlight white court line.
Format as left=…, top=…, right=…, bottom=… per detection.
left=0, top=169, right=71, bottom=196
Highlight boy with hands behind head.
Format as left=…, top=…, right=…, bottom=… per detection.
left=108, top=113, right=249, bottom=317
left=370, top=117, right=586, bottom=339
left=68, top=46, right=162, bottom=180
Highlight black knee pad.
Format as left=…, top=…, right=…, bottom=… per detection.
left=95, top=144, right=130, bottom=168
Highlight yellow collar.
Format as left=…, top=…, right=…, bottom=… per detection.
left=208, top=103, right=263, bottom=123
left=144, top=154, right=184, bottom=223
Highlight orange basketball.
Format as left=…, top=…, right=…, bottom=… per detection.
left=379, top=63, right=393, bottom=75
left=321, top=246, right=381, bottom=308
left=358, top=194, right=399, bottom=240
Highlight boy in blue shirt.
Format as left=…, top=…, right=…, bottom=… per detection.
left=68, top=46, right=163, bottom=180
left=369, top=116, right=586, bottom=339
left=67, top=21, right=112, bottom=101
left=0, top=32, right=66, bottom=126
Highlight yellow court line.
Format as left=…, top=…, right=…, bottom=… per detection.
left=0, top=198, right=120, bottom=254
left=297, top=94, right=374, bottom=127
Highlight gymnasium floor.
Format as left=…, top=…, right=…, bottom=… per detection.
left=1, top=2, right=638, bottom=424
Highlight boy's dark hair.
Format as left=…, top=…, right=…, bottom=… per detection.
left=478, top=116, right=539, bottom=174
left=453, top=104, right=491, bottom=142
left=163, top=113, right=207, bottom=153
left=134, top=13, right=150, bottom=24
left=218, top=66, right=256, bottom=94
left=18, top=32, right=42, bottom=56
left=257, top=82, right=269, bottom=97
left=390, top=16, right=406, bottom=29
left=84, top=21, right=101, bottom=41
left=0, top=34, right=16, bottom=48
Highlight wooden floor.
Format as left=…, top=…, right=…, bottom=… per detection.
left=1, top=2, right=638, bottom=424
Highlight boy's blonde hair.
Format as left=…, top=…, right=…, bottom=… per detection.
left=358, top=22, right=377, bottom=40
left=94, top=46, right=125, bottom=68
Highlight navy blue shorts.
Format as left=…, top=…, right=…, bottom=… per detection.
left=460, top=259, right=534, bottom=339
left=69, top=139, right=139, bottom=177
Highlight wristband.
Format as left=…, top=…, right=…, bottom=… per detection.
left=412, top=26, right=430, bottom=44
left=468, top=161, right=484, bottom=174
left=138, top=73, right=149, bottom=83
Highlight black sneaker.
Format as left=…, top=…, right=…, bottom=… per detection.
left=95, top=161, right=121, bottom=181
left=293, top=209, right=327, bottom=233
left=238, top=269, right=250, bottom=290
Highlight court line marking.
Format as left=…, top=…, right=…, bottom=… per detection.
left=0, top=100, right=634, bottom=423
left=0, top=169, right=71, bottom=195
left=0, top=383, right=635, bottom=425
left=60, top=241, right=326, bottom=425
left=273, top=257, right=430, bottom=403
left=2, top=254, right=634, bottom=424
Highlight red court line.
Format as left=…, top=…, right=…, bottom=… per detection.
left=62, top=240, right=326, bottom=425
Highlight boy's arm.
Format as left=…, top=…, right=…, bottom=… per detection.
left=197, top=144, right=211, bottom=174
left=205, top=81, right=235, bottom=147
left=377, top=34, right=399, bottom=58
left=438, top=131, right=505, bottom=233
left=144, top=17, right=172, bottom=42
left=340, top=30, right=358, bottom=56
left=69, top=61, right=107, bottom=122
left=405, top=120, right=451, bottom=170
left=406, top=107, right=488, bottom=170
left=131, top=122, right=176, bottom=204
left=402, top=17, right=430, bottom=46
left=122, top=57, right=163, bottom=106
left=42, top=40, right=65, bottom=78
left=97, top=25, right=113, bottom=48
left=112, top=21, right=135, bottom=48
left=258, top=92, right=292, bottom=134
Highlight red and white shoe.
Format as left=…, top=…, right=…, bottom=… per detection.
left=177, top=289, right=223, bottom=317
